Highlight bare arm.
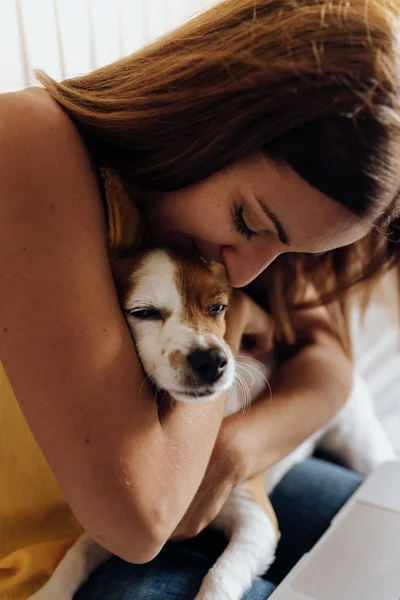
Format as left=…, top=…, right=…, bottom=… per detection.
left=220, top=300, right=353, bottom=482
left=0, top=89, right=225, bottom=563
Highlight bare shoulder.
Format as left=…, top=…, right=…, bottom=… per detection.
left=0, top=87, right=104, bottom=233
left=0, top=86, right=73, bottom=140
left=0, top=87, right=90, bottom=170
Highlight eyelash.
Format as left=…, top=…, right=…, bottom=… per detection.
left=233, top=204, right=258, bottom=241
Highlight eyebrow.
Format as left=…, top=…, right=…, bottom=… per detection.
left=258, top=199, right=291, bottom=246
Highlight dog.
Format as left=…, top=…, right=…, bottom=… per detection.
left=29, top=248, right=396, bottom=600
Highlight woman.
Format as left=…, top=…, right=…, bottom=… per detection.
left=0, top=0, right=399, bottom=598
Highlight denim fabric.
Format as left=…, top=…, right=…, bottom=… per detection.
left=74, top=544, right=275, bottom=599
left=74, top=458, right=363, bottom=599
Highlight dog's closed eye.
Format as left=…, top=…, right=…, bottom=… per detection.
left=125, top=307, right=165, bottom=321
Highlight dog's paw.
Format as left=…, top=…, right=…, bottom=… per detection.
left=194, top=578, right=244, bottom=600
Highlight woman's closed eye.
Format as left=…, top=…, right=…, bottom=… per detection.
left=232, top=203, right=258, bottom=241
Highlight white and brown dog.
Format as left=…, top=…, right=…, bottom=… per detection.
left=29, top=248, right=395, bottom=600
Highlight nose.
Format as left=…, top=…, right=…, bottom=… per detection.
left=187, top=348, right=228, bottom=383
left=221, top=244, right=281, bottom=288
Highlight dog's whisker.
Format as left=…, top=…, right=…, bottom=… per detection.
left=234, top=372, right=252, bottom=413
left=234, top=354, right=269, bottom=369
left=235, top=358, right=267, bottom=377
left=231, top=374, right=247, bottom=408
left=235, top=360, right=272, bottom=403
left=239, top=371, right=257, bottom=410
left=228, top=378, right=241, bottom=403
left=230, top=375, right=242, bottom=396
left=235, top=361, right=257, bottom=387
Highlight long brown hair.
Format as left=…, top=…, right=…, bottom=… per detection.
left=37, top=0, right=400, bottom=351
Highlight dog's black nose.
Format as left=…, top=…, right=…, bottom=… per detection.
left=187, top=348, right=228, bottom=383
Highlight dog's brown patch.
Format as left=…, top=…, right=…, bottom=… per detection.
left=241, top=473, right=281, bottom=539
left=169, top=250, right=230, bottom=336
left=169, top=349, right=184, bottom=369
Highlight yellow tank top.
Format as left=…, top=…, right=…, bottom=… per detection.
left=0, top=165, right=143, bottom=600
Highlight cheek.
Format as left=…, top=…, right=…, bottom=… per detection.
left=130, top=321, right=165, bottom=373
left=167, top=194, right=230, bottom=240
left=134, top=319, right=197, bottom=373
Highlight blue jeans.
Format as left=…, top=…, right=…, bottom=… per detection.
left=74, top=458, right=363, bottom=599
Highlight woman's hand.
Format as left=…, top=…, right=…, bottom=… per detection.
left=169, top=418, right=245, bottom=541
left=224, top=290, right=274, bottom=357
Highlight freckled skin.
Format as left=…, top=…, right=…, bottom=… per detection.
left=145, top=153, right=372, bottom=288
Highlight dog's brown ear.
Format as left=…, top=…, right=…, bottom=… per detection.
left=208, top=261, right=229, bottom=286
